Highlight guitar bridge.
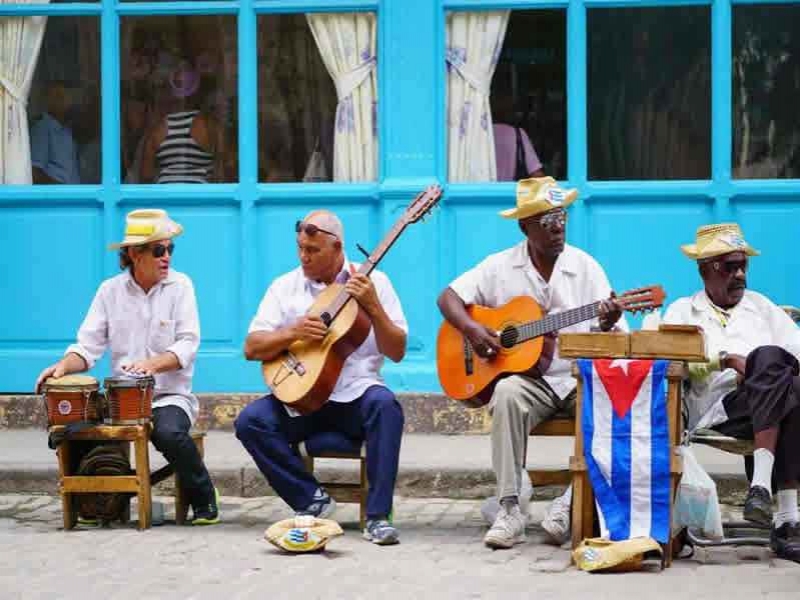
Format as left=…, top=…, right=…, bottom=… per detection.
left=270, top=352, right=306, bottom=387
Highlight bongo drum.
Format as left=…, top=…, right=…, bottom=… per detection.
left=41, top=374, right=102, bottom=426
left=104, top=374, right=155, bottom=425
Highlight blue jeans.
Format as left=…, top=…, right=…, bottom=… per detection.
left=235, top=385, right=404, bottom=520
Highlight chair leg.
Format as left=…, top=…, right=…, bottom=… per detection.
left=135, top=430, right=152, bottom=530
left=571, top=471, right=594, bottom=549
left=56, top=441, right=77, bottom=530
left=175, top=479, right=189, bottom=525
left=359, top=457, right=368, bottom=531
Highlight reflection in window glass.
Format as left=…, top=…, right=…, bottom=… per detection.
left=733, top=5, right=800, bottom=179
left=588, top=8, right=711, bottom=180
left=120, top=16, right=238, bottom=183
left=258, top=13, right=376, bottom=183
left=28, top=17, right=101, bottom=184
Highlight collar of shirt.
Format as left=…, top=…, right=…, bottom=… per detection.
left=42, top=112, right=71, bottom=135
left=691, top=289, right=759, bottom=323
left=509, top=241, right=579, bottom=276
left=123, top=269, right=178, bottom=295
left=304, top=256, right=354, bottom=295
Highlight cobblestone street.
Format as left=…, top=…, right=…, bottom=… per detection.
left=1, top=494, right=798, bottom=600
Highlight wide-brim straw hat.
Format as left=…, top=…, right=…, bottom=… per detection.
left=573, top=536, right=663, bottom=573
left=499, top=176, right=578, bottom=220
left=680, top=223, right=759, bottom=261
left=108, top=209, right=183, bottom=250
left=264, top=515, right=343, bottom=553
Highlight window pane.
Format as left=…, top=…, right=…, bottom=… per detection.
left=733, top=5, right=800, bottom=179
left=27, top=16, right=100, bottom=185
left=588, top=7, right=711, bottom=180
left=258, top=13, right=375, bottom=183
left=446, top=10, right=566, bottom=183
left=120, top=15, right=238, bottom=183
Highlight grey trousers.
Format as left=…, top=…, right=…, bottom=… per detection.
left=488, top=375, right=576, bottom=499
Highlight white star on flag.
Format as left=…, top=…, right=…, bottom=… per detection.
left=608, top=359, right=633, bottom=375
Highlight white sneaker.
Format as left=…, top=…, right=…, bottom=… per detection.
left=484, top=503, right=526, bottom=549
left=541, top=490, right=571, bottom=545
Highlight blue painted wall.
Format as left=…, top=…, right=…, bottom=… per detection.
left=1, top=0, right=798, bottom=394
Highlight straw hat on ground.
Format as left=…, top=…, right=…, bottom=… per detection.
left=680, top=223, right=759, bottom=261
left=264, top=515, right=343, bottom=553
left=108, top=209, right=183, bottom=250
left=499, top=176, right=578, bottom=220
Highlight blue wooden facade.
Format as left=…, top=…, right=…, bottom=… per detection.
left=0, top=0, right=798, bottom=394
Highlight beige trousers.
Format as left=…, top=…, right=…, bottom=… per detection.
left=488, top=375, right=576, bottom=499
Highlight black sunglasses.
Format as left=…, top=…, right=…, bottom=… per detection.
left=295, top=220, right=338, bottom=238
left=713, top=259, right=747, bottom=275
left=148, top=242, right=175, bottom=258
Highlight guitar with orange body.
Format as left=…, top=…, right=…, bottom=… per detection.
left=436, top=286, right=665, bottom=407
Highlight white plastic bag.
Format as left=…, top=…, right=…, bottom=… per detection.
left=672, top=445, right=724, bottom=540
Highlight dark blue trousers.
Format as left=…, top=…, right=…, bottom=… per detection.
left=234, top=385, right=404, bottom=519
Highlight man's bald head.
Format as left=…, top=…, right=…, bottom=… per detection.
left=303, top=210, right=345, bottom=247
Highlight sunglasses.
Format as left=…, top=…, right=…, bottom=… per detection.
left=713, top=259, right=748, bottom=275
left=148, top=242, right=175, bottom=258
left=533, top=209, right=568, bottom=231
left=295, top=220, right=338, bottom=239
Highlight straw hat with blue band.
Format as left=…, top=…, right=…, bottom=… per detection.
left=680, top=223, right=759, bottom=261
left=108, top=209, right=184, bottom=250
left=499, top=176, right=578, bottom=220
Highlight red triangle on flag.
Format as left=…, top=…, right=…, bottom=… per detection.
left=594, top=359, right=654, bottom=419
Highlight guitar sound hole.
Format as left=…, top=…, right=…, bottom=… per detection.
left=499, top=326, right=519, bottom=349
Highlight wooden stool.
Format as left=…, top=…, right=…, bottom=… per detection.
left=527, top=411, right=575, bottom=491
left=52, top=425, right=206, bottom=529
left=298, top=440, right=368, bottom=530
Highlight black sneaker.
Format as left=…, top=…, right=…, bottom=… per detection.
left=743, top=485, right=773, bottom=527
left=771, top=522, right=800, bottom=563
left=192, top=488, right=220, bottom=526
left=296, top=489, right=337, bottom=519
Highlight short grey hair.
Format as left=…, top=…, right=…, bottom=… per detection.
left=304, top=210, right=345, bottom=247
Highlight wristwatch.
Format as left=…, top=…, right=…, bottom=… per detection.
left=718, top=350, right=728, bottom=370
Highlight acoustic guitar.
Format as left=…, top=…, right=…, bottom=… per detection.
left=436, top=286, right=665, bottom=407
left=262, top=185, right=443, bottom=414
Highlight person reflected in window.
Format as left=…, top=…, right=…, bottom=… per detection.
left=491, top=92, right=544, bottom=181
left=30, top=81, right=81, bottom=185
left=140, top=58, right=225, bottom=183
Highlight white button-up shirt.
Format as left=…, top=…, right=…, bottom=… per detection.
left=663, top=289, right=800, bottom=430
left=249, top=257, right=408, bottom=407
left=449, top=241, right=629, bottom=401
left=65, top=270, right=201, bottom=423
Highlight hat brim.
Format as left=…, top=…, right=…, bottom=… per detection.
left=108, top=224, right=183, bottom=250
left=499, top=190, right=577, bottom=220
left=680, top=241, right=760, bottom=260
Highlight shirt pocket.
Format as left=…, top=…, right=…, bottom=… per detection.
left=149, top=319, right=176, bottom=353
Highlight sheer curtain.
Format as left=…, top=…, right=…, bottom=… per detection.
left=307, top=12, right=377, bottom=182
left=446, top=11, right=509, bottom=182
left=0, top=1, right=49, bottom=184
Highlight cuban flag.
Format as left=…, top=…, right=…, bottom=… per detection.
left=578, top=359, right=671, bottom=543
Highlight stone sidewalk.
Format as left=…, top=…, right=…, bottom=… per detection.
left=0, top=494, right=797, bottom=600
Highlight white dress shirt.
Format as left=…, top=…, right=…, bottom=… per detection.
left=663, top=289, right=800, bottom=431
left=449, top=241, right=629, bottom=401
left=249, top=257, right=408, bottom=407
left=65, top=270, right=201, bottom=423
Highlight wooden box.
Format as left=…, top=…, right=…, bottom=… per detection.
left=560, top=325, right=707, bottom=362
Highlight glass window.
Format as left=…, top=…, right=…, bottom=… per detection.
left=587, top=7, right=711, bottom=180
left=446, top=10, right=566, bottom=183
left=27, top=16, right=101, bottom=185
left=120, top=15, right=238, bottom=184
left=733, top=5, right=800, bottom=179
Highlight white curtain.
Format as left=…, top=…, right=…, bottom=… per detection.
left=446, top=11, right=509, bottom=182
left=307, top=12, right=377, bottom=182
left=0, top=1, right=49, bottom=184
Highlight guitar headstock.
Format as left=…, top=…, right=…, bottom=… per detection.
left=404, top=184, right=443, bottom=224
left=617, top=285, right=666, bottom=313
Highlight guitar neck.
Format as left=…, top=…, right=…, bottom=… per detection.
left=515, top=301, right=602, bottom=343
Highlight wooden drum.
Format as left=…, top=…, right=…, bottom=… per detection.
left=104, top=375, right=154, bottom=425
left=41, top=374, right=102, bottom=426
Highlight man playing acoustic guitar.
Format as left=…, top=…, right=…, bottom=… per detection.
left=437, top=177, right=627, bottom=549
left=236, top=210, right=408, bottom=545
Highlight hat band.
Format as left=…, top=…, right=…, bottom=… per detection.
left=125, top=224, right=155, bottom=236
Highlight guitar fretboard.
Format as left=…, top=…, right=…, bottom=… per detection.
left=508, top=301, right=602, bottom=345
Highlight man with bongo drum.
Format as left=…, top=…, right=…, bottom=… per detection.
left=35, top=209, right=219, bottom=525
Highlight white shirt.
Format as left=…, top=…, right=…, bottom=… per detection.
left=249, top=257, right=408, bottom=406
left=65, top=270, right=201, bottom=424
left=449, top=242, right=629, bottom=400
left=663, top=289, right=800, bottom=431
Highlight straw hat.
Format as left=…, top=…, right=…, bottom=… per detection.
left=680, top=223, right=759, bottom=261
left=264, top=515, right=343, bottom=553
left=108, top=209, right=183, bottom=250
left=573, top=537, right=663, bottom=573
left=499, top=176, right=578, bottom=220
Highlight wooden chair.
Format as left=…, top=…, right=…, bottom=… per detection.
left=527, top=411, right=575, bottom=492
left=51, top=424, right=205, bottom=529
left=297, top=431, right=368, bottom=529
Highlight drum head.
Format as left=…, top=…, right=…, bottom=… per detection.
left=42, top=374, right=99, bottom=391
left=104, top=374, right=155, bottom=388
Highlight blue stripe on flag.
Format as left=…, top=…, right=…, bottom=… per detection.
left=610, top=393, right=632, bottom=541
left=649, top=359, right=671, bottom=543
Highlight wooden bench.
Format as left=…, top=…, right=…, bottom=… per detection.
left=51, top=424, right=205, bottom=530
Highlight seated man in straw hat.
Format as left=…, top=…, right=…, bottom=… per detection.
left=663, top=223, right=800, bottom=563
left=437, top=177, right=628, bottom=549
left=35, top=209, right=219, bottom=525
left=236, top=210, right=407, bottom=546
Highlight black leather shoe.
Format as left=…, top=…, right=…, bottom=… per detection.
left=771, top=522, right=800, bottom=563
left=743, top=485, right=773, bottom=526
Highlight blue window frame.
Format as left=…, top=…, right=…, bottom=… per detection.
left=1, top=0, right=799, bottom=394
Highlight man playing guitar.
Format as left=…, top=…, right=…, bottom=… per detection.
left=236, top=210, right=408, bottom=546
left=437, top=177, right=627, bottom=549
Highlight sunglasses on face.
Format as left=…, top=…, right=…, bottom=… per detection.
left=713, top=259, right=748, bottom=275
left=148, top=243, right=175, bottom=258
left=532, top=210, right=568, bottom=231
left=295, top=220, right=338, bottom=239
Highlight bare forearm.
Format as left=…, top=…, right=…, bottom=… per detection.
left=437, top=287, right=473, bottom=332
left=152, top=351, right=181, bottom=373
left=368, top=305, right=406, bottom=362
left=244, top=327, right=297, bottom=362
left=60, top=352, right=89, bottom=374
